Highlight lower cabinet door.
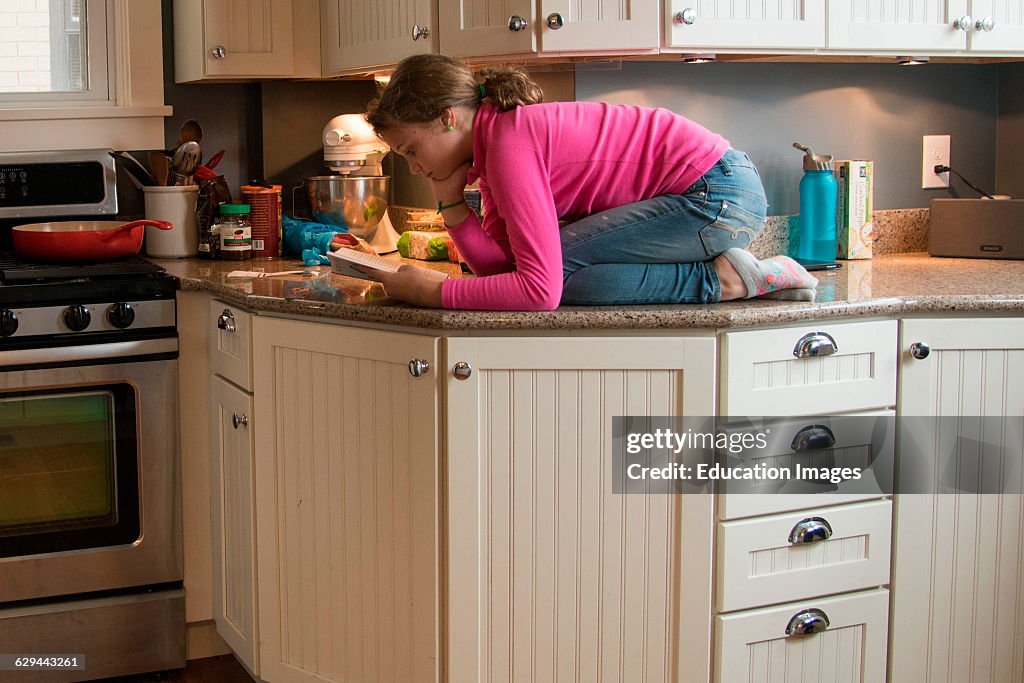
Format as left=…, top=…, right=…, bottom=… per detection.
left=715, top=589, right=889, bottom=683
left=210, top=375, right=259, bottom=675
left=252, top=318, right=441, bottom=683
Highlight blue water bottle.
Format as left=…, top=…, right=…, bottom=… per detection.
left=793, top=142, right=838, bottom=263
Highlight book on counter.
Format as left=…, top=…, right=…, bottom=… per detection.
left=326, top=248, right=449, bottom=283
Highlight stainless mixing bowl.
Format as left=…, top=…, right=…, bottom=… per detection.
left=305, top=175, right=389, bottom=239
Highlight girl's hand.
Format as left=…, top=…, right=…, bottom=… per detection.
left=374, top=265, right=444, bottom=308
left=429, top=160, right=473, bottom=206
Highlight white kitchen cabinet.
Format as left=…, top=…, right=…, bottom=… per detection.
left=173, top=0, right=320, bottom=83
left=445, top=336, right=717, bottom=683
left=967, top=0, right=1024, bottom=52
left=716, top=499, right=892, bottom=613
left=715, top=589, right=890, bottom=683
left=439, top=0, right=656, bottom=59
left=719, top=320, right=898, bottom=419
left=827, top=0, right=972, bottom=52
left=210, top=374, right=259, bottom=675
left=664, top=0, right=826, bottom=50
left=322, top=0, right=436, bottom=75
left=252, top=317, right=441, bottom=683
left=537, top=0, right=658, bottom=53
left=890, top=318, right=1024, bottom=683
left=437, top=0, right=538, bottom=57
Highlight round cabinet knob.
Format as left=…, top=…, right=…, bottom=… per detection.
left=452, top=361, right=473, bottom=380
left=232, top=413, right=249, bottom=429
left=408, top=359, right=431, bottom=377
left=411, top=24, right=430, bottom=40
left=953, top=15, right=973, bottom=31
left=674, top=8, right=698, bottom=25
left=788, top=517, right=834, bottom=544
left=107, top=302, right=135, bottom=329
left=976, top=16, right=995, bottom=31
left=785, top=608, right=830, bottom=636
left=63, top=304, right=91, bottom=332
left=217, top=309, right=236, bottom=333
left=793, top=331, right=839, bottom=358
left=0, top=309, right=18, bottom=337
left=508, top=15, right=529, bottom=31
left=210, top=45, right=227, bottom=59
left=910, top=341, right=931, bottom=360
left=546, top=13, right=564, bottom=30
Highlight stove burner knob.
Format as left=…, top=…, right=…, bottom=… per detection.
left=63, top=304, right=92, bottom=331
left=107, top=302, right=136, bottom=329
left=0, top=309, right=18, bottom=337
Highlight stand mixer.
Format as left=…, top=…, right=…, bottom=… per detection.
left=305, top=113, right=402, bottom=253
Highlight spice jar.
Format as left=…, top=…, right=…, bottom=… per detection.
left=215, top=203, right=252, bottom=260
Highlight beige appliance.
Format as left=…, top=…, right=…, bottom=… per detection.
left=929, top=198, right=1024, bottom=259
left=307, top=114, right=402, bottom=253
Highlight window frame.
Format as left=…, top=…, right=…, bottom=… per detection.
left=0, top=0, right=113, bottom=107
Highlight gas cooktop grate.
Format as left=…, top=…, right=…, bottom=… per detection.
left=0, top=254, right=165, bottom=283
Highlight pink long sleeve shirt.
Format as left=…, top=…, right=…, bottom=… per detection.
left=440, top=101, right=730, bottom=310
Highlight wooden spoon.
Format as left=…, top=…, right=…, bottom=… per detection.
left=148, top=151, right=170, bottom=186
left=172, top=119, right=204, bottom=151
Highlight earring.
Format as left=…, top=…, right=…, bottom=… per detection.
left=447, top=124, right=455, bottom=131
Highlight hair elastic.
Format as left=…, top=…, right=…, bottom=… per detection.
left=478, top=83, right=487, bottom=99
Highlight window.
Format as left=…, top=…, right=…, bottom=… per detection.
left=0, top=0, right=111, bottom=105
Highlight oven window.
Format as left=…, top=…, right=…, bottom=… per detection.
left=0, top=385, right=140, bottom=558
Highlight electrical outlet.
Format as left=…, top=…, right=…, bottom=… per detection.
left=922, top=135, right=950, bottom=189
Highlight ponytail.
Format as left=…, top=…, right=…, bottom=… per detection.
left=365, top=55, right=543, bottom=134
left=478, top=65, right=544, bottom=111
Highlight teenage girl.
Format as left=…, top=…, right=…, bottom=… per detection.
left=365, top=55, right=818, bottom=311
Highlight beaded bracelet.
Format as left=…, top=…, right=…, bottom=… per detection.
left=437, top=198, right=467, bottom=212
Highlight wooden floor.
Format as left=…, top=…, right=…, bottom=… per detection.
left=99, top=655, right=255, bottom=682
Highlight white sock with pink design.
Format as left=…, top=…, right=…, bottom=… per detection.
left=720, top=248, right=819, bottom=301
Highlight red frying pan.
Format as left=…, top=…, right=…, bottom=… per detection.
left=12, top=219, right=173, bottom=262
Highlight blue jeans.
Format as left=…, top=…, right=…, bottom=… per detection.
left=560, top=148, right=768, bottom=305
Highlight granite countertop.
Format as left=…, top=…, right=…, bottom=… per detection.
left=151, top=251, right=1024, bottom=330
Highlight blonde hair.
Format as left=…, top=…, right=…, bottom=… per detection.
left=365, top=55, right=543, bottom=134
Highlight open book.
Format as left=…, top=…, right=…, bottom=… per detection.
left=327, top=248, right=449, bottom=283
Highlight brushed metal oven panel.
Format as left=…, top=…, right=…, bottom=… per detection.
left=0, top=357, right=181, bottom=602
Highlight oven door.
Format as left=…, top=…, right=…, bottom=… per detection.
left=0, top=337, right=180, bottom=603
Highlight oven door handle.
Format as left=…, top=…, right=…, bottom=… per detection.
left=0, top=337, right=178, bottom=368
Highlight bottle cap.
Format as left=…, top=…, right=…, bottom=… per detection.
left=793, top=142, right=834, bottom=171
left=219, top=203, right=251, bottom=214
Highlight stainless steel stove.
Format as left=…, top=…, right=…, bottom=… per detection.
left=0, top=150, right=184, bottom=682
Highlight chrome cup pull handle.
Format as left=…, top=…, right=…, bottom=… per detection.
left=790, top=424, right=836, bottom=451
left=217, top=309, right=236, bottom=333
left=793, top=331, right=838, bottom=358
left=788, top=517, right=833, bottom=544
left=785, top=608, right=830, bottom=636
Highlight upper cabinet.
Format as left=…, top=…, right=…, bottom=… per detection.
left=664, top=0, right=826, bottom=50
left=829, top=0, right=1024, bottom=53
left=438, top=0, right=657, bottom=59
left=827, top=0, right=972, bottom=51
left=322, top=0, right=436, bottom=75
left=173, top=0, right=321, bottom=83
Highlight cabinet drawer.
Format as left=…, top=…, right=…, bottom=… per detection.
left=720, top=320, right=897, bottom=418
left=210, top=300, right=252, bottom=391
left=717, top=499, right=891, bottom=613
left=715, top=589, right=889, bottom=683
left=718, top=409, right=894, bottom=520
